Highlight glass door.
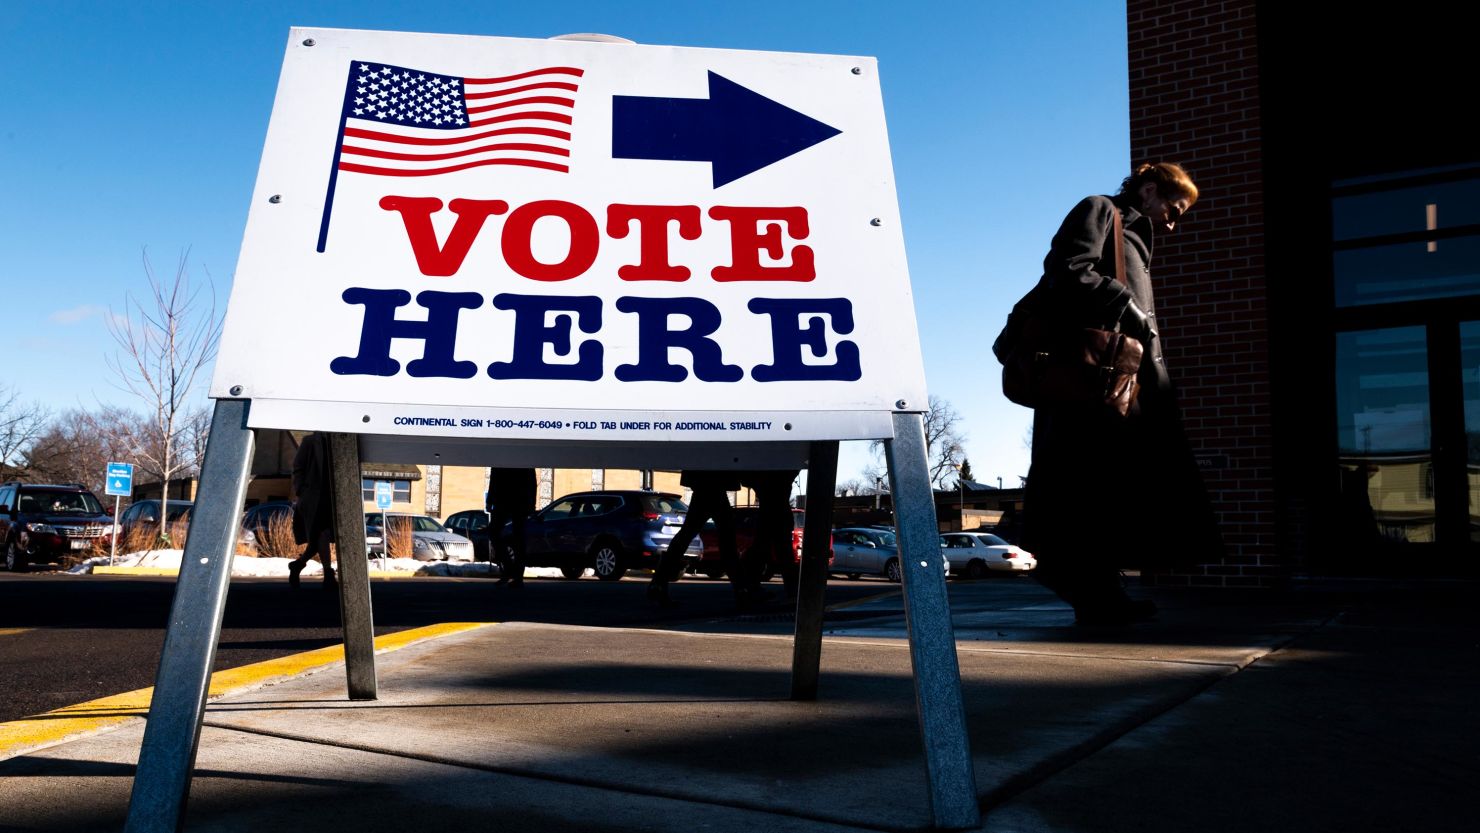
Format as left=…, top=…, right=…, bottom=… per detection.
left=1334, top=327, right=1434, bottom=546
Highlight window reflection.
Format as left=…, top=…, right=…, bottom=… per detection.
left=1459, top=322, right=1480, bottom=542
left=1333, top=168, right=1480, bottom=307
left=1335, top=327, right=1434, bottom=543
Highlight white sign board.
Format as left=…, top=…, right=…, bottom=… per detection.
left=211, top=27, right=927, bottom=444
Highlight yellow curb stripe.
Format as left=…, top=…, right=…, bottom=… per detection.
left=0, top=621, right=493, bottom=760
left=0, top=628, right=31, bottom=638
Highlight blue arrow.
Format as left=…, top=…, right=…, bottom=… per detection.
left=613, top=71, right=842, bottom=187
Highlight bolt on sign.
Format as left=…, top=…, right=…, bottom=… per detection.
left=211, top=28, right=927, bottom=443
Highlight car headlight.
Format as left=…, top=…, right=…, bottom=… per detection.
left=412, top=538, right=428, bottom=551
left=25, top=523, right=56, bottom=535
left=240, top=529, right=257, bottom=545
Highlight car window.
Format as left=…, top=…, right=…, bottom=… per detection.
left=978, top=533, right=1008, bottom=546
left=643, top=495, right=687, bottom=514
left=792, top=512, right=805, bottom=529
left=165, top=504, right=192, bottom=521
left=541, top=499, right=578, bottom=521
left=26, top=490, right=104, bottom=514
left=585, top=496, right=620, bottom=516
left=410, top=516, right=445, bottom=532
left=875, top=531, right=897, bottom=548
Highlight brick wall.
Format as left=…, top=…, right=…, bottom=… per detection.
left=1128, top=0, right=1277, bottom=586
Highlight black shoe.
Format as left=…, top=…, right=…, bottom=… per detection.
left=322, top=567, right=337, bottom=590
left=647, top=581, right=679, bottom=609
left=288, top=561, right=303, bottom=589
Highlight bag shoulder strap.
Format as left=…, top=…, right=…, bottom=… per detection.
left=1111, top=206, right=1126, bottom=286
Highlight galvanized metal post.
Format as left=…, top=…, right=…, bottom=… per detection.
left=791, top=440, right=838, bottom=700
left=885, top=411, right=979, bottom=829
left=328, top=432, right=377, bottom=699
left=124, top=399, right=255, bottom=833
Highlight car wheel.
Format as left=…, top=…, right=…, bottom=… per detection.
left=846, top=572, right=861, bottom=581
left=965, top=560, right=988, bottom=580
left=591, top=540, right=627, bottom=581
left=885, top=558, right=901, bottom=583
left=560, top=564, right=586, bottom=580
left=5, top=539, right=26, bottom=573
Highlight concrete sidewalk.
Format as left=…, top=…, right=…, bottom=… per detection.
left=1, top=577, right=1475, bottom=831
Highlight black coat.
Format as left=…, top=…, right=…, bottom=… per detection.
left=291, top=433, right=335, bottom=546
left=1020, top=196, right=1221, bottom=568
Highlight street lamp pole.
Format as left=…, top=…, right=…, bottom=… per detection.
left=874, top=476, right=882, bottom=510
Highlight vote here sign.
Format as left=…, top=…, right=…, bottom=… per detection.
left=211, top=27, right=927, bottom=443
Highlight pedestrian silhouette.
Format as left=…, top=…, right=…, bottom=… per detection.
left=487, top=468, right=537, bottom=587
left=649, top=469, right=759, bottom=608
left=289, top=432, right=336, bottom=590
left=740, top=469, right=799, bottom=596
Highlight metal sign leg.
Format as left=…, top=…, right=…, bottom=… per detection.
left=791, top=440, right=838, bottom=701
left=328, top=432, right=377, bottom=700
left=885, top=411, right=980, bottom=829
left=124, top=399, right=255, bottom=833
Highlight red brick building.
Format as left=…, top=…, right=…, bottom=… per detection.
left=1128, top=1, right=1476, bottom=583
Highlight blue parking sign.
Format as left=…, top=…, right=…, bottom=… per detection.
left=374, top=481, right=392, bottom=510
left=105, top=462, right=134, bottom=497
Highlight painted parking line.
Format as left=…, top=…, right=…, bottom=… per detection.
left=0, top=621, right=493, bottom=760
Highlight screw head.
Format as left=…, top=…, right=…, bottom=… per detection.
left=870, top=218, right=882, bottom=227
left=362, top=415, right=371, bottom=423
left=268, top=194, right=282, bottom=204
left=229, top=385, right=243, bottom=396
left=302, top=38, right=316, bottom=47
left=851, top=66, right=862, bottom=75
left=896, top=400, right=908, bottom=409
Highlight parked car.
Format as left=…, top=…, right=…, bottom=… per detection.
left=514, top=490, right=702, bottom=581
left=444, top=508, right=494, bottom=562
left=939, top=532, right=1036, bottom=578
left=364, top=513, right=475, bottom=561
left=0, top=482, right=114, bottom=571
left=240, top=501, right=296, bottom=556
left=829, top=526, right=948, bottom=583
left=118, top=499, right=194, bottom=546
left=698, top=508, right=831, bottom=584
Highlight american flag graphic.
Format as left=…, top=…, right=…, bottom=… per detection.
left=318, top=60, right=585, bottom=252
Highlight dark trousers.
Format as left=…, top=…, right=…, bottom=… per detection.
left=489, top=508, right=527, bottom=582
left=656, top=488, right=738, bottom=585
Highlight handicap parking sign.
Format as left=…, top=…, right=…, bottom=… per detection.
left=374, top=481, right=392, bottom=510
left=105, top=462, right=134, bottom=498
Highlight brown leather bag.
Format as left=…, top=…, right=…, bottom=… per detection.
left=993, top=209, right=1144, bottom=417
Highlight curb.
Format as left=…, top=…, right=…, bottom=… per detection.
left=90, top=567, right=424, bottom=579
left=0, top=622, right=494, bottom=760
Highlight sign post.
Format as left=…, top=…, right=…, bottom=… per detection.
left=126, top=27, right=976, bottom=832
left=104, top=462, right=133, bottom=566
left=374, top=480, right=392, bottom=569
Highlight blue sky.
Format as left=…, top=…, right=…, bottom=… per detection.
left=0, top=0, right=1129, bottom=487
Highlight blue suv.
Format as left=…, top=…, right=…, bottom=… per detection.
left=514, top=490, right=701, bottom=581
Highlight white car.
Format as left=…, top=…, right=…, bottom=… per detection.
left=365, top=513, right=475, bottom=561
left=939, top=532, right=1036, bottom=578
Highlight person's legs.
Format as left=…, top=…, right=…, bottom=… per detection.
left=316, top=530, right=336, bottom=586
left=505, top=511, right=526, bottom=587
left=648, top=489, right=722, bottom=605
left=488, top=507, right=513, bottom=584
left=288, top=535, right=318, bottom=588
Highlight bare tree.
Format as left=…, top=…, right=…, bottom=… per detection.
left=0, top=384, right=48, bottom=478
left=20, top=408, right=133, bottom=495
left=106, top=250, right=222, bottom=543
left=862, top=394, right=969, bottom=491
